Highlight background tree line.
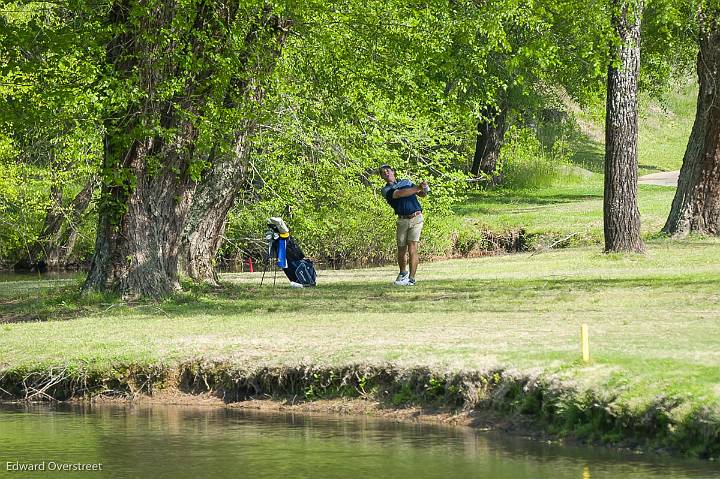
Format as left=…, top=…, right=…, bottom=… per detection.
left=0, top=0, right=718, bottom=297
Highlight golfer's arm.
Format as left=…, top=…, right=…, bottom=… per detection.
left=392, top=186, right=422, bottom=199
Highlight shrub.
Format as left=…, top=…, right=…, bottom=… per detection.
left=500, top=126, right=587, bottom=189
left=223, top=165, right=463, bottom=268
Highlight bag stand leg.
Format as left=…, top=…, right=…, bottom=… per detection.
left=260, top=256, right=268, bottom=286
left=260, top=255, right=280, bottom=288
left=261, top=256, right=274, bottom=286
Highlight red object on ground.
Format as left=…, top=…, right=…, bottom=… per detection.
left=247, top=257, right=254, bottom=273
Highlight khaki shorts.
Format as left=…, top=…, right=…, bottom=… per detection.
left=396, top=213, right=424, bottom=247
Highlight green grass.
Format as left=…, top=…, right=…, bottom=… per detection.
left=638, top=80, right=698, bottom=174
left=450, top=181, right=676, bottom=249
left=2, top=239, right=719, bottom=413
left=566, top=79, right=696, bottom=176
left=0, top=81, right=706, bottom=403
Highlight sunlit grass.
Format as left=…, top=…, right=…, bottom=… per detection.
left=451, top=180, right=676, bottom=247
left=2, top=238, right=719, bottom=413
left=565, top=79, right=696, bottom=176
left=638, top=80, right=697, bottom=175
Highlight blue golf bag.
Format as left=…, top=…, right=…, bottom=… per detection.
left=270, top=236, right=317, bottom=287
left=286, top=258, right=317, bottom=286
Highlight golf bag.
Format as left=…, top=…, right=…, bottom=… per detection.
left=266, top=218, right=317, bottom=287
left=271, top=237, right=316, bottom=286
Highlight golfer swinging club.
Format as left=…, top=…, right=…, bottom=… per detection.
left=379, top=164, right=428, bottom=286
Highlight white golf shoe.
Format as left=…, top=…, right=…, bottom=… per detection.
left=394, top=272, right=409, bottom=285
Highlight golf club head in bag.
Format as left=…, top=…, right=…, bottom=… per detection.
left=267, top=217, right=289, bottom=236
left=261, top=217, right=289, bottom=286
left=264, top=217, right=289, bottom=264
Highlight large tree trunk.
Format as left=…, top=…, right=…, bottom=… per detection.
left=182, top=129, right=253, bottom=284
left=83, top=0, right=232, bottom=298
left=662, top=12, right=720, bottom=236
left=181, top=13, right=290, bottom=284
left=604, top=0, right=645, bottom=253
left=84, top=137, right=196, bottom=298
left=470, top=103, right=508, bottom=183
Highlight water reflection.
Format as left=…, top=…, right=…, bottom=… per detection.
left=0, top=403, right=716, bottom=479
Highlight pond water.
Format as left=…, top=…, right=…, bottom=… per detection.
left=0, top=272, right=82, bottom=283
left=0, top=272, right=82, bottom=297
left=0, top=404, right=717, bottom=478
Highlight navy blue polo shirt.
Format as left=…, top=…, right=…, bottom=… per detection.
left=381, top=179, right=423, bottom=216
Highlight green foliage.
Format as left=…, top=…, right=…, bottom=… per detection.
left=452, top=224, right=488, bottom=256
left=0, top=159, right=98, bottom=266
left=218, top=2, right=484, bottom=265
left=391, top=383, right=414, bottom=406
left=641, top=0, right=701, bottom=94
left=223, top=156, right=463, bottom=265
left=0, top=163, right=44, bottom=263
left=0, top=0, right=707, bottom=276
left=0, top=1, right=102, bottom=265
left=500, top=126, right=582, bottom=189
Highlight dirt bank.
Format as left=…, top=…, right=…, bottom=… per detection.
left=1, top=362, right=718, bottom=459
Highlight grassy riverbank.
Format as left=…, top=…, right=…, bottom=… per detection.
left=2, top=82, right=715, bottom=456
left=2, top=238, right=719, bottom=457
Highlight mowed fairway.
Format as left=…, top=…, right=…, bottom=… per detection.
left=2, top=238, right=719, bottom=411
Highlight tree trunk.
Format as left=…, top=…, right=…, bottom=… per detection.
left=83, top=0, right=227, bottom=298
left=662, top=13, right=720, bottom=236
left=181, top=13, right=291, bottom=284
left=83, top=134, right=196, bottom=298
left=604, top=0, right=645, bottom=253
left=470, top=103, right=508, bottom=183
left=182, top=129, right=253, bottom=285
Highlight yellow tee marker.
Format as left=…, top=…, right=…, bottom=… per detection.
left=581, top=323, right=590, bottom=362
